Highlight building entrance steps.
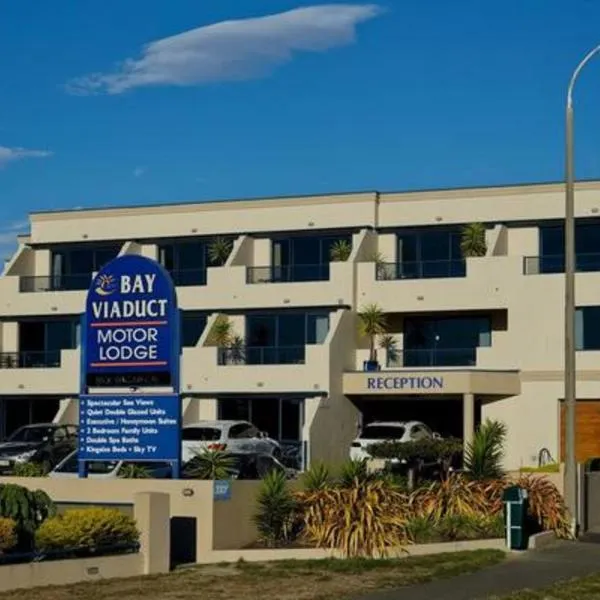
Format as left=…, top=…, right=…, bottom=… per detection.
left=355, top=541, right=600, bottom=600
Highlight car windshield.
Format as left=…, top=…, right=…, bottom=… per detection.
left=360, top=425, right=406, bottom=440
left=182, top=428, right=221, bottom=441
left=55, top=454, right=118, bottom=474
left=7, top=426, right=54, bottom=443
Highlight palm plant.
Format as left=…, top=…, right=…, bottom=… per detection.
left=379, top=334, right=399, bottom=366
left=464, top=419, right=507, bottom=480
left=357, top=303, right=387, bottom=364
left=207, top=314, right=234, bottom=346
left=118, top=464, right=151, bottom=479
left=185, top=449, right=237, bottom=480
left=460, top=223, right=487, bottom=257
left=207, top=236, right=234, bottom=266
left=329, top=239, right=352, bottom=262
left=371, top=251, right=393, bottom=280
left=253, top=469, right=298, bottom=547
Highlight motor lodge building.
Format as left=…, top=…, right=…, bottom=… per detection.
left=1, top=180, right=600, bottom=470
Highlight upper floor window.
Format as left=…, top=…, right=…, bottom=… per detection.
left=538, top=221, right=600, bottom=273
left=159, top=240, right=207, bottom=286
left=392, top=228, right=466, bottom=280
left=181, top=312, right=208, bottom=348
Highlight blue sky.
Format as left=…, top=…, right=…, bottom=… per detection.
left=1, top=0, right=600, bottom=254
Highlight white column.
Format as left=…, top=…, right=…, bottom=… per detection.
left=463, top=393, right=475, bottom=458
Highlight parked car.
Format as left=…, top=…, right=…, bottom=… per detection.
left=49, top=451, right=174, bottom=479
left=181, top=420, right=280, bottom=463
left=0, top=423, right=78, bottom=475
left=182, top=451, right=297, bottom=480
left=349, top=420, right=439, bottom=462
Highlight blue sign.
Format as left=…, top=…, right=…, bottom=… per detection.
left=78, top=394, right=181, bottom=462
left=83, top=255, right=179, bottom=388
left=214, top=480, right=232, bottom=501
left=366, top=376, right=444, bottom=391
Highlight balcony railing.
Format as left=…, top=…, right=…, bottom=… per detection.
left=0, top=351, right=62, bottom=369
left=19, top=274, right=92, bottom=293
left=247, top=264, right=329, bottom=284
left=523, top=253, right=600, bottom=275
left=168, top=268, right=207, bottom=287
left=376, top=260, right=466, bottom=281
left=217, top=345, right=306, bottom=365
left=387, top=348, right=477, bottom=368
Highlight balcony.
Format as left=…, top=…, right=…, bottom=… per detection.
left=0, top=351, right=62, bottom=369
left=387, top=348, right=477, bottom=369
left=0, top=349, right=79, bottom=395
left=217, top=345, right=305, bottom=365
left=247, top=264, right=329, bottom=284
left=181, top=344, right=330, bottom=395
left=523, top=253, right=600, bottom=275
left=19, top=274, right=92, bottom=293
left=376, top=259, right=466, bottom=281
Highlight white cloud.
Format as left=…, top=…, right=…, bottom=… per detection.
left=0, top=146, right=52, bottom=166
left=67, top=4, right=383, bottom=95
left=133, top=166, right=147, bottom=177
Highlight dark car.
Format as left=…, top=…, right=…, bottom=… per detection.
left=182, top=451, right=297, bottom=480
left=0, top=423, right=78, bottom=475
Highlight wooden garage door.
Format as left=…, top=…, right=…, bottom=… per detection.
left=560, top=400, right=600, bottom=462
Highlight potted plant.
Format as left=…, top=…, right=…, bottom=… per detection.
left=207, top=314, right=245, bottom=364
left=357, top=303, right=387, bottom=371
left=329, top=239, right=352, bottom=262
left=460, top=223, right=487, bottom=258
left=379, top=333, right=399, bottom=367
left=207, top=236, right=234, bottom=266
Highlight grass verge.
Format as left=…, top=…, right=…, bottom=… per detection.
left=0, top=549, right=505, bottom=600
left=491, top=572, right=600, bottom=599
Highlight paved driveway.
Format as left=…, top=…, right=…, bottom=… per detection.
left=356, top=541, right=600, bottom=600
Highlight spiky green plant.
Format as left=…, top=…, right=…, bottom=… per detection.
left=207, top=314, right=234, bottom=347
left=300, top=461, right=333, bottom=492
left=118, top=464, right=151, bottom=479
left=464, top=419, right=507, bottom=480
left=207, top=236, right=234, bottom=266
left=357, top=304, right=387, bottom=362
left=185, top=449, right=237, bottom=480
left=329, top=240, right=352, bottom=262
left=253, top=469, right=298, bottom=547
left=460, top=223, right=487, bottom=257
left=379, top=334, right=399, bottom=365
left=338, top=458, right=375, bottom=488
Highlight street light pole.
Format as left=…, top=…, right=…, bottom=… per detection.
left=564, top=44, right=600, bottom=537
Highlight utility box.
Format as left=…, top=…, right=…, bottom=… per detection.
left=502, top=485, right=529, bottom=550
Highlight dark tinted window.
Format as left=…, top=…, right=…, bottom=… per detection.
left=576, top=306, right=600, bottom=350
left=8, top=426, right=54, bottom=443
left=229, top=424, right=257, bottom=439
left=181, top=427, right=221, bottom=441
left=181, top=312, right=208, bottom=347
left=360, top=426, right=406, bottom=440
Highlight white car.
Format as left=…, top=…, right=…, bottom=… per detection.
left=49, top=451, right=173, bottom=479
left=181, top=420, right=280, bottom=463
left=349, top=420, right=438, bottom=462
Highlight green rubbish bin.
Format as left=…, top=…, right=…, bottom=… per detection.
left=502, top=485, right=529, bottom=550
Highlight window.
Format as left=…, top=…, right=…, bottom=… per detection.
left=18, top=319, right=78, bottom=367
left=51, top=244, right=121, bottom=289
left=539, top=221, right=600, bottom=273
left=158, top=240, right=207, bottom=286
left=360, top=425, right=406, bottom=440
left=576, top=306, right=600, bottom=350
left=181, top=427, right=221, bottom=441
left=396, top=228, right=466, bottom=279
left=228, top=423, right=258, bottom=439
left=181, top=312, right=207, bottom=347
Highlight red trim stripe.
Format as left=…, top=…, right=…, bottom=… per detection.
left=89, top=361, right=168, bottom=367
left=91, top=321, right=168, bottom=327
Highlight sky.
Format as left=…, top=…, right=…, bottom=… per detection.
left=1, top=0, right=600, bottom=257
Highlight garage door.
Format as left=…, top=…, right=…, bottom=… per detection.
left=560, top=400, right=600, bottom=462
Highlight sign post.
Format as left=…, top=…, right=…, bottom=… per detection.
left=78, top=255, right=181, bottom=478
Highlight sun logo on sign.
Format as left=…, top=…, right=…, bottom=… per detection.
left=94, top=274, right=117, bottom=296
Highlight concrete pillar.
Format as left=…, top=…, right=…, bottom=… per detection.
left=463, top=393, right=475, bottom=458
left=133, top=492, right=171, bottom=574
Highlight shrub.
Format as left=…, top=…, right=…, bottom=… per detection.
left=117, top=464, right=151, bottom=479
left=36, top=507, right=139, bottom=552
left=296, top=479, right=410, bottom=558
left=520, top=463, right=560, bottom=474
left=405, top=516, right=440, bottom=544
left=338, top=458, right=377, bottom=487
left=516, top=474, right=572, bottom=539
left=464, top=419, right=507, bottom=480
left=0, top=517, right=17, bottom=553
left=184, top=449, right=237, bottom=480
left=12, top=462, right=46, bottom=477
left=300, top=461, right=333, bottom=492
left=253, top=470, right=298, bottom=548
left=0, top=484, right=55, bottom=549
left=368, top=437, right=462, bottom=468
